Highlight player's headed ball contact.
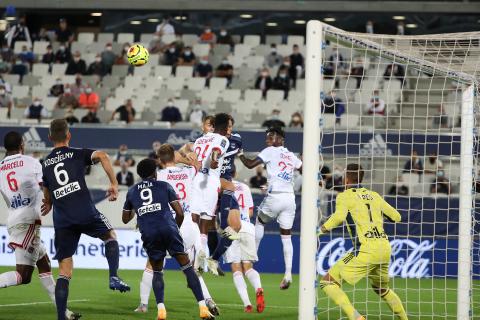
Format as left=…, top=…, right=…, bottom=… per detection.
left=127, top=44, right=149, bottom=66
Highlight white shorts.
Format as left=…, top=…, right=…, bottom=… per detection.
left=224, top=231, right=258, bottom=264
left=258, top=192, right=296, bottom=230
left=190, top=173, right=220, bottom=218
left=180, top=218, right=201, bottom=261
left=8, top=223, right=47, bottom=267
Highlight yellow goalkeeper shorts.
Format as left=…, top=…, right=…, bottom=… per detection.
left=328, top=244, right=391, bottom=288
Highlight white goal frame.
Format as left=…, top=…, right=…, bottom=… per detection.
left=299, top=20, right=476, bottom=320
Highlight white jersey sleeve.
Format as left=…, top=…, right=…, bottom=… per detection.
left=293, top=154, right=302, bottom=169
left=257, top=146, right=273, bottom=164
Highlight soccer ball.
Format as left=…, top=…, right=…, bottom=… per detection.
left=127, top=44, right=149, bottom=66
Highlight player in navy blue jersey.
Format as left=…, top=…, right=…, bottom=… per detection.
left=41, top=119, right=130, bottom=320
left=122, top=159, right=214, bottom=320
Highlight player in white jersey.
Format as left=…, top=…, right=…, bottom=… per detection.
left=238, top=127, right=302, bottom=290
left=0, top=131, right=80, bottom=320
left=134, top=144, right=220, bottom=317
left=224, top=171, right=265, bottom=314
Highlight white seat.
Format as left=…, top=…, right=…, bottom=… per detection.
left=287, top=35, right=305, bottom=46
left=233, top=101, right=255, bottom=117
left=143, top=77, right=164, bottom=92
left=221, top=89, right=241, bottom=103
left=322, top=114, right=337, bottom=129
left=32, top=85, right=49, bottom=98
left=166, top=77, right=185, bottom=91
left=244, top=55, right=265, bottom=69
left=234, top=44, right=252, bottom=58
left=114, top=87, right=135, bottom=100
left=31, top=63, right=49, bottom=77
left=186, top=77, right=206, bottom=91
left=73, top=108, right=89, bottom=119
left=243, top=35, right=261, bottom=47
left=244, top=89, right=262, bottom=104
left=133, top=65, right=151, bottom=77
left=182, top=34, right=199, bottom=47
left=198, top=89, right=220, bottom=103
left=106, top=97, right=124, bottom=111
left=3, top=74, right=20, bottom=86
left=154, top=65, right=172, bottom=78
left=288, top=90, right=304, bottom=105
left=12, top=86, right=29, bottom=99
left=131, top=98, right=147, bottom=112
left=124, top=76, right=143, bottom=90
left=161, top=34, right=176, bottom=45
left=43, top=97, right=58, bottom=111
left=97, top=33, right=114, bottom=43
left=14, top=41, right=29, bottom=53
left=209, top=77, right=228, bottom=91
left=255, top=100, right=277, bottom=115
left=227, top=55, right=244, bottom=68
left=117, top=33, right=134, bottom=44
left=78, top=32, right=95, bottom=43
left=176, top=66, right=193, bottom=78
left=266, top=89, right=285, bottom=104
left=276, top=45, right=291, bottom=57
left=174, top=99, right=189, bottom=114
left=266, top=35, right=283, bottom=45
left=140, top=33, right=154, bottom=43
left=82, top=53, right=96, bottom=65
left=0, top=108, right=10, bottom=120
left=254, top=44, right=270, bottom=56
left=71, top=42, right=89, bottom=55
left=153, top=121, right=171, bottom=128
left=193, top=44, right=210, bottom=57
left=33, top=41, right=49, bottom=55
left=51, top=64, right=67, bottom=76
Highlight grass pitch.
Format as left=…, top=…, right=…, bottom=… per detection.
left=0, top=267, right=477, bottom=319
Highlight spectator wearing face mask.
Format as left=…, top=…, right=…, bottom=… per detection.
left=289, top=112, right=303, bottom=128
left=65, top=51, right=87, bottom=75
left=289, top=44, right=304, bottom=88
left=10, top=58, right=28, bottom=81
left=0, top=57, right=10, bottom=74
left=199, top=26, right=216, bottom=45
left=160, top=98, right=183, bottom=124
left=322, top=90, right=345, bottom=124
left=148, top=141, right=162, bottom=160
left=0, top=76, right=11, bottom=93
left=177, top=46, right=196, bottom=66
left=262, top=109, right=286, bottom=128
left=188, top=99, right=207, bottom=127
left=324, top=47, right=345, bottom=88
left=1, top=43, right=13, bottom=63
left=350, top=55, right=365, bottom=89
left=215, top=57, right=234, bottom=86
left=34, top=27, right=50, bottom=42
left=195, top=56, right=213, bottom=86
left=7, top=16, right=32, bottom=50
left=116, top=162, right=134, bottom=187
left=255, top=68, right=273, bottom=98
left=50, top=78, right=64, bottom=97
left=42, top=45, right=55, bottom=65
left=115, top=43, right=131, bottom=65
left=114, top=144, right=136, bottom=166
left=0, top=85, right=13, bottom=117
left=383, top=63, right=405, bottom=87
left=70, top=75, right=83, bottom=97
left=111, top=98, right=136, bottom=123
left=366, top=20, right=374, bottom=34
left=273, top=66, right=291, bottom=99
left=250, top=166, right=267, bottom=189
left=55, top=43, right=71, bottom=64
left=54, top=18, right=74, bottom=45
left=403, top=150, right=423, bottom=176
left=25, top=98, right=48, bottom=120
left=55, top=85, right=78, bottom=109
left=163, top=43, right=179, bottom=66
left=217, top=28, right=234, bottom=47
left=424, top=152, right=443, bottom=175
left=78, top=85, right=100, bottom=113
left=18, top=45, right=35, bottom=65
left=81, top=111, right=101, bottom=124
left=87, top=54, right=108, bottom=77
left=265, top=44, right=283, bottom=68
left=149, top=34, right=165, bottom=54
left=101, top=43, right=117, bottom=73
left=430, top=170, right=451, bottom=195
left=366, top=90, right=386, bottom=116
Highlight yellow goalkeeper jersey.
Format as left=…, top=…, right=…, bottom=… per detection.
left=323, top=186, right=401, bottom=253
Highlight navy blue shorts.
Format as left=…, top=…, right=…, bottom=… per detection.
left=54, top=213, right=112, bottom=261
left=141, top=225, right=185, bottom=262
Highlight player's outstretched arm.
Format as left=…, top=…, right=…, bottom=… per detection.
left=170, top=201, right=184, bottom=227
left=238, top=150, right=263, bottom=169
left=41, top=186, right=52, bottom=216
left=319, top=193, right=348, bottom=235
left=174, top=150, right=200, bottom=170
left=380, top=198, right=401, bottom=223
left=92, top=151, right=118, bottom=201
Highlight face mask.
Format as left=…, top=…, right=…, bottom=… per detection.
left=59, top=46, right=65, bottom=51
left=167, top=101, right=173, bottom=106
left=194, top=104, right=201, bottom=110
left=201, top=60, right=208, bottom=65
left=205, top=29, right=211, bottom=33
left=437, top=171, right=444, bottom=177
left=261, top=72, right=268, bottom=77
left=292, top=116, right=300, bottom=122
left=169, top=47, right=175, bottom=53
left=0, top=89, right=6, bottom=95
left=279, top=73, right=287, bottom=78
left=271, top=114, right=279, bottom=120
left=56, top=80, right=62, bottom=85
left=64, top=88, right=71, bottom=94
left=74, top=57, right=80, bottom=62
left=222, top=60, right=228, bottom=65
left=33, top=101, right=41, bottom=106
left=220, top=31, right=227, bottom=36
left=284, top=62, right=290, bottom=67
left=0, top=59, right=3, bottom=63
left=106, top=46, right=112, bottom=51
left=153, top=35, right=160, bottom=40
left=124, top=46, right=130, bottom=51
left=95, top=57, right=101, bottom=62
left=271, top=48, right=277, bottom=54
left=373, top=96, right=380, bottom=100
left=184, top=51, right=191, bottom=56
left=85, top=88, right=92, bottom=93
left=120, top=150, right=127, bottom=155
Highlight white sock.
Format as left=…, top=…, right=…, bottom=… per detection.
left=198, top=300, right=206, bottom=307
left=39, top=272, right=56, bottom=302
left=0, top=271, right=21, bottom=288
left=198, top=275, right=212, bottom=300
left=245, top=269, right=262, bottom=291
left=200, top=234, right=208, bottom=252
left=157, top=302, right=165, bottom=310
left=140, top=268, right=153, bottom=305
left=254, top=221, right=265, bottom=251
left=233, top=271, right=251, bottom=307
left=281, top=235, right=293, bottom=280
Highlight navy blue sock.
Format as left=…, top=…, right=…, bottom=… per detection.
left=219, top=190, right=235, bottom=230
left=211, top=237, right=233, bottom=260
left=55, top=276, right=70, bottom=320
left=152, top=271, right=165, bottom=304
left=182, top=264, right=204, bottom=302
left=105, top=240, right=119, bottom=277
left=207, top=230, right=219, bottom=254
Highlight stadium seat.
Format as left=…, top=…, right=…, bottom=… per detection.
left=243, top=35, right=261, bottom=47
left=265, top=35, right=283, bottom=45
left=13, top=41, right=29, bottom=53
left=97, top=33, right=114, bottom=43
left=32, top=64, right=50, bottom=77
left=124, top=75, right=143, bottom=90
left=176, top=66, right=193, bottom=78
left=102, top=75, right=121, bottom=89
left=221, top=89, right=241, bottom=103
left=198, top=88, right=221, bottom=103
left=0, top=107, right=9, bottom=120
left=212, top=44, right=231, bottom=58
left=71, top=41, right=89, bottom=55
left=112, top=65, right=129, bottom=77
left=51, top=64, right=67, bottom=76
left=33, top=41, right=50, bottom=55
left=276, top=44, right=292, bottom=57
left=186, top=77, right=206, bottom=91
left=117, top=33, right=134, bottom=44
left=12, top=86, right=30, bottom=99
left=22, top=75, right=40, bottom=87
left=78, top=32, right=95, bottom=43
left=174, top=99, right=189, bottom=115
left=182, top=34, right=199, bottom=47
left=154, top=65, right=173, bottom=78
left=244, top=89, right=263, bottom=104
left=266, top=89, right=285, bottom=104
left=153, top=121, right=171, bottom=128
left=140, top=33, right=154, bottom=43
left=287, top=35, right=305, bottom=46
left=21, top=119, right=43, bottom=125
left=231, top=35, right=242, bottom=44
left=32, top=85, right=49, bottom=98
left=254, top=44, right=270, bottom=56
left=209, top=77, right=228, bottom=91
left=72, top=108, right=88, bottom=120
left=9, top=107, right=25, bottom=120
left=234, top=44, right=252, bottom=58
left=193, top=44, right=210, bottom=57
left=133, top=65, right=152, bottom=77
left=237, top=68, right=257, bottom=82
left=244, top=55, right=265, bottom=70
left=166, top=77, right=185, bottom=91
left=3, top=74, right=20, bottom=86
left=88, top=42, right=105, bottom=54
left=42, top=97, right=58, bottom=111
left=162, top=34, right=176, bottom=45
left=227, top=55, right=244, bottom=69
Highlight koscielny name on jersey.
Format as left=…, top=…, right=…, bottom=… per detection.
left=317, top=238, right=436, bottom=279
left=44, top=152, right=74, bottom=167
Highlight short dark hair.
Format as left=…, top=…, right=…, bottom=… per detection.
left=266, top=126, right=285, bottom=138
left=137, top=158, right=157, bottom=179
left=346, top=163, right=364, bottom=184
left=4, top=131, right=23, bottom=152
left=49, top=119, right=69, bottom=143
left=157, top=144, right=175, bottom=164
left=214, top=113, right=232, bottom=132
left=203, top=115, right=215, bottom=124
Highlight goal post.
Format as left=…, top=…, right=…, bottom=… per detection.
left=300, top=20, right=478, bottom=319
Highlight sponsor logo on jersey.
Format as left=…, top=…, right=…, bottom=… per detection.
left=53, top=181, right=81, bottom=199
left=277, top=171, right=293, bottom=182
left=138, top=203, right=162, bottom=216
left=10, top=194, right=31, bottom=209
left=364, top=226, right=388, bottom=239
left=23, top=127, right=46, bottom=150
left=360, top=134, right=393, bottom=156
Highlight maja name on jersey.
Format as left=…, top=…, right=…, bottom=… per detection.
left=43, top=152, right=74, bottom=167
left=10, top=194, right=31, bottom=209
left=0, top=160, right=24, bottom=171
left=53, top=181, right=81, bottom=199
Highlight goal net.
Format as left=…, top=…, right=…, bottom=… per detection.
left=298, top=21, right=479, bottom=320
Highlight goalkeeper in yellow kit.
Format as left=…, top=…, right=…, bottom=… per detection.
left=319, top=163, right=408, bottom=320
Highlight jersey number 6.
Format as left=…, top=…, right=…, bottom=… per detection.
left=54, top=163, right=70, bottom=186
left=6, top=171, right=18, bottom=192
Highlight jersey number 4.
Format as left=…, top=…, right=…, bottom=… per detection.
left=6, top=171, right=18, bottom=192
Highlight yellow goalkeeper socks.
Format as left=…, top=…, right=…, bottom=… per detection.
left=320, top=280, right=362, bottom=320
left=381, top=289, right=408, bottom=320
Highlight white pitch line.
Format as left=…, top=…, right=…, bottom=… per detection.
left=218, top=303, right=298, bottom=310
left=0, top=299, right=90, bottom=307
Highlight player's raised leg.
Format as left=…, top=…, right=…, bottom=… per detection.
left=373, top=286, right=408, bottom=320
left=320, top=273, right=364, bottom=320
